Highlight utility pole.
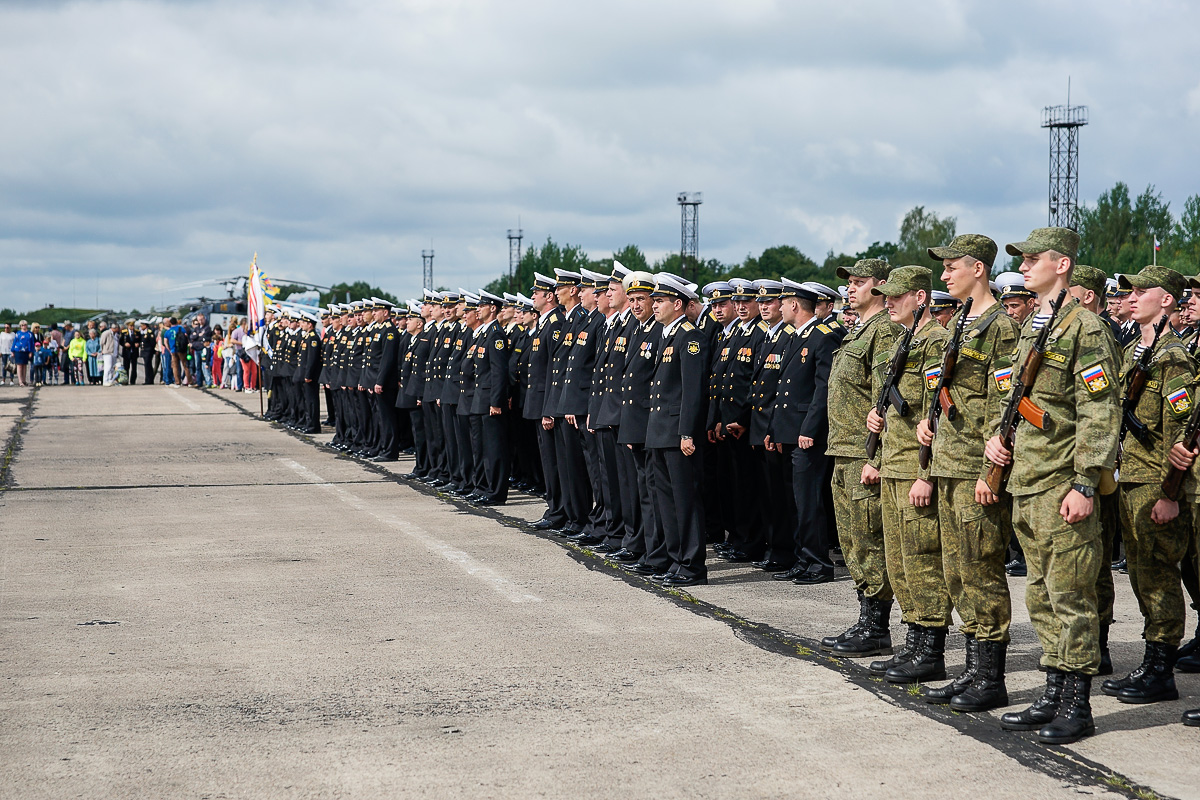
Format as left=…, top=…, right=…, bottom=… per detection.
left=677, top=192, right=702, bottom=282
left=422, top=250, right=434, bottom=292
left=1042, top=80, right=1088, bottom=230
left=507, top=227, right=523, bottom=293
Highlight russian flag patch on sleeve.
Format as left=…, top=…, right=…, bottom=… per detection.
left=1081, top=363, right=1109, bottom=394
left=993, top=366, right=1013, bottom=392
left=924, top=366, right=941, bottom=390
left=1168, top=386, right=1192, bottom=414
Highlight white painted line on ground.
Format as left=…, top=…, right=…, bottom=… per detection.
left=279, top=458, right=543, bottom=604
left=166, top=389, right=203, bottom=411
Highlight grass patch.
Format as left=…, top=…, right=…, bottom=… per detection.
left=1102, top=774, right=1131, bottom=791
left=906, top=684, right=922, bottom=696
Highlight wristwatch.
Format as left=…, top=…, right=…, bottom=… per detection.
left=1071, top=483, right=1095, bottom=498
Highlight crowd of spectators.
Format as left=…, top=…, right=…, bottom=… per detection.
left=0, top=314, right=260, bottom=392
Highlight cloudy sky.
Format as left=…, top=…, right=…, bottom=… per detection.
left=3, top=0, right=1198, bottom=313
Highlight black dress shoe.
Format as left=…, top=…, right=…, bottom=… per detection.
left=402, top=472, right=424, bottom=480
left=1183, top=708, right=1200, bottom=727
left=465, top=494, right=485, bottom=503
left=532, top=518, right=558, bottom=530
left=774, top=565, right=810, bottom=581
left=558, top=523, right=584, bottom=536
left=722, top=549, right=754, bottom=563
left=649, top=572, right=675, bottom=583
left=608, top=549, right=641, bottom=564
left=1005, top=559, right=1027, bottom=577
left=752, top=560, right=793, bottom=572
left=474, top=497, right=504, bottom=507
left=624, top=562, right=658, bottom=576
left=663, top=575, right=708, bottom=588
left=575, top=534, right=605, bottom=545
left=588, top=543, right=617, bottom=554
left=372, top=455, right=398, bottom=463
left=794, top=569, right=835, bottom=584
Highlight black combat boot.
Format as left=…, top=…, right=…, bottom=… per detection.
left=1000, top=668, right=1065, bottom=730
left=871, top=624, right=920, bottom=676
left=1038, top=672, right=1095, bottom=744
left=885, top=626, right=947, bottom=684
left=1098, top=622, right=1113, bottom=676
left=925, top=634, right=977, bottom=704
left=950, top=641, right=1008, bottom=711
left=1175, top=616, right=1200, bottom=673
left=1101, top=642, right=1153, bottom=697
left=1118, top=642, right=1179, bottom=704
left=833, top=597, right=893, bottom=657
left=821, top=590, right=867, bottom=651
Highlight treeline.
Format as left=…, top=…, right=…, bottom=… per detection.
left=1077, top=183, right=1200, bottom=275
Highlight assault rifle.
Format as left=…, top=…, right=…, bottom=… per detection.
left=984, top=288, right=1069, bottom=495
left=1116, top=314, right=1169, bottom=469
left=1164, top=391, right=1200, bottom=500
left=865, top=304, right=927, bottom=460
left=918, top=296, right=974, bottom=470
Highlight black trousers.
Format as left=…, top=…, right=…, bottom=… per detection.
left=793, top=444, right=833, bottom=572
left=613, top=436, right=640, bottom=549
left=423, top=401, right=447, bottom=481
left=375, top=386, right=400, bottom=458
left=554, top=418, right=592, bottom=526
left=471, top=413, right=510, bottom=502
left=580, top=426, right=607, bottom=535
left=324, top=388, right=336, bottom=424
left=300, top=380, right=320, bottom=431
left=703, top=434, right=728, bottom=543
left=626, top=444, right=661, bottom=563
left=537, top=422, right=567, bottom=525
left=762, top=446, right=797, bottom=565
left=141, top=352, right=156, bottom=384
left=356, top=390, right=374, bottom=450
left=453, top=410, right=473, bottom=492
left=594, top=427, right=626, bottom=546
left=122, top=353, right=138, bottom=385
left=650, top=446, right=707, bottom=580
left=440, top=402, right=461, bottom=486
left=727, top=434, right=766, bottom=558
left=513, top=417, right=543, bottom=489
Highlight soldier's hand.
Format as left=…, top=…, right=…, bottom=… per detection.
left=374, top=385, right=383, bottom=394
left=797, top=435, right=814, bottom=449
left=1151, top=498, right=1180, bottom=525
left=974, top=480, right=999, bottom=506
left=727, top=422, right=745, bottom=439
left=680, top=437, right=696, bottom=456
left=713, top=423, right=725, bottom=441
left=763, top=435, right=773, bottom=451
left=1168, top=442, right=1198, bottom=471
left=542, top=416, right=554, bottom=431
left=1060, top=489, right=1094, bottom=524
left=908, top=479, right=933, bottom=507
left=707, top=429, right=716, bottom=443
left=916, top=419, right=934, bottom=447
left=860, top=463, right=880, bottom=485
left=866, top=408, right=885, bottom=434
left=416, top=400, right=422, bottom=407
left=984, top=436, right=1012, bottom=466
left=566, top=414, right=577, bottom=428
left=490, top=406, right=502, bottom=416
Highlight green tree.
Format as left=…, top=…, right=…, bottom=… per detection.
left=611, top=244, right=649, bottom=273
left=1078, top=182, right=1176, bottom=274
left=1170, top=195, right=1200, bottom=271
left=319, top=282, right=400, bottom=307
left=485, top=237, right=591, bottom=295
left=892, top=206, right=957, bottom=270
left=735, top=245, right=822, bottom=283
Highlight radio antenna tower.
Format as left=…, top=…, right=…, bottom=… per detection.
left=421, top=249, right=434, bottom=292
left=677, top=192, right=702, bottom=282
left=1041, top=79, right=1088, bottom=230
left=507, top=224, right=524, bottom=293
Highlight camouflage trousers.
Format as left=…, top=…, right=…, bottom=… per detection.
left=1011, top=481, right=1101, bottom=675
left=1118, top=482, right=1192, bottom=645
left=1097, top=491, right=1120, bottom=626
left=881, top=477, right=950, bottom=627
left=937, top=477, right=1012, bottom=644
left=831, top=457, right=892, bottom=602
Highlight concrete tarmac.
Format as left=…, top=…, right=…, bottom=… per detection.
left=1, top=384, right=1197, bottom=799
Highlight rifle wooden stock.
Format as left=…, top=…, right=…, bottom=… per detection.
left=865, top=429, right=881, bottom=460
left=984, top=447, right=1010, bottom=495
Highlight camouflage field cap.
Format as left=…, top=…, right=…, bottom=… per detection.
left=928, top=234, right=997, bottom=268
left=836, top=258, right=892, bottom=280
left=1187, top=275, right=1200, bottom=293
left=870, top=265, right=932, bottom=297
left=1118, top=265, right=1187, bottom=301
left=1069, top=265, right=1107, bottom=297
left=1005, top=227, right=1080, bottom=260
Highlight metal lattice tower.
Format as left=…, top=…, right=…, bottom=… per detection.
left=677, top=192, right=702, bottom=281
left=507, top=228, right=523, bottom=292
left=421, top=249, right=434, bottom=292
left=1042, top=102, right=1088, bottom=230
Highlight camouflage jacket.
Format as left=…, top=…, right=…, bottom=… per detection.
left=876, top=318, right=948, bottom=480
left=1118, top=331, right=1194, bottom=485
left=827, top=309, right=900, bottom=466
left=990, top=300, right=1120, bottom=496
left=929, top=304, right=1020, bottom=481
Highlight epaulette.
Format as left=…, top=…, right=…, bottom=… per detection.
left=681, top=321, right=696, bottom=331
left=784, top=324, right=795, bottom=334
left=817, top=324, right=832, bottom=334
left=757, top=320, right=769, bottom=332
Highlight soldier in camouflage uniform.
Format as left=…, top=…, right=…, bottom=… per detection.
left=1100, top=266, right=1195, bottom=706
left=1067, top=264, right=1123, bottom=675
left=917, top=234, right=1020, bottom=712
left=861, top=267, right=952, bottom=683
left=988, top=228, right=1121, bottom=745
left=822, top=258, right=900, bottom=657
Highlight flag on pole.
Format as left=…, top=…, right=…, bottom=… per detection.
left=1154, top=236, right=1161, bottom=251
left=246, top=254, right=278, bottom=333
